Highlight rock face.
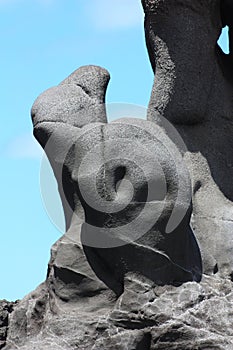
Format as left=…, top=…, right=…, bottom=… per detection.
left=32, top=64, right=202, bottom=297
left=3, top=0, right=233, bottom=349
left=0, top=301, right=16, bottom=350
left=3, top=276, right=233, bottom=349
left=143, top=0, right=233, bottom=279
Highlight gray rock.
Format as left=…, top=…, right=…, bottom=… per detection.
left=76, top=118, right=202, bottom=294
left=143, top=0, right=228, bottom=124
left=31, top=65, right=109, bottom=128
left=143, top=0, right=233, bottom=279
left=32, top=65, right=109, bottom=230
left=4, top=275, right=233, bottom=349
left=31, top=68, right=202, bottom=297
left=3, top=1, right=233, bottom=349
left=0, top=301, right=16, bottom=349
left=221, top=0, right=233, bottom=49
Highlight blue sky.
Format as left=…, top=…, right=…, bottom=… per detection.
left=0, top=0, right=229, bottom=301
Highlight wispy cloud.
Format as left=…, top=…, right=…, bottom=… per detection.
left=86, top=0, right=144, bottom=30
left=4, top=133, right=43, bottom=159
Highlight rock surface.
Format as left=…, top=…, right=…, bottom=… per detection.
left=144, top=0, right=233, bottom=279
left=4, top=275, right=233, bottom=349
left=2, top=1, right=233, bottom=349
left=31, top=65, right=202, bottom=297
left=0, top=301, right=16, bottom=350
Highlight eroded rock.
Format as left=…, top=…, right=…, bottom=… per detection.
left=3, top=1, right=233, bottom=349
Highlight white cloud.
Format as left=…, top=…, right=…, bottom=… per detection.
left=4, top=133, right=43, bottom=159
left=86, top=0, right=144, bottom=30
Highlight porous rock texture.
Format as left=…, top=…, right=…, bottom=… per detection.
left=0, top=301, right=16, bottom=349
left=143, top=0, right=233, bottom=279
left=31, top=65, right=202, bottom=295
left=2, top=0, right=233, bottom=349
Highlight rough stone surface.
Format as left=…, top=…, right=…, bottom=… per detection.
left=31, top=65, right=202, bottom=298
left=143, top=0, right=231, bottom=124
left=3, top=1, right=233, bottom=349
left=0, top=301, right=16, bottom=349
left=31, top=65, right=109, bottom=128
left=4, top=276, right=233, bottom=349
left=143, top=0, right=233, bottom=280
